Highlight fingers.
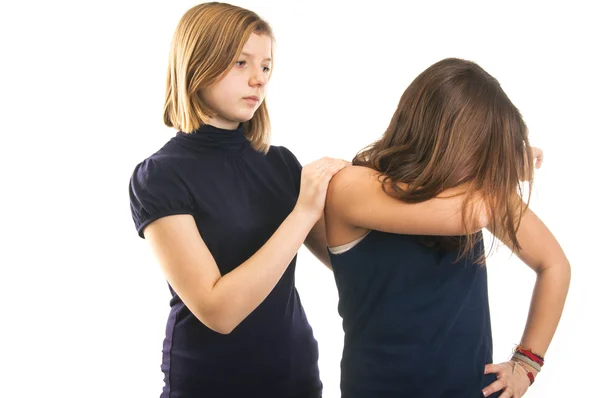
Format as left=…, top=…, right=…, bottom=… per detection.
left=329, top=159, right=350, bottom=174
left=297, top=157, right=350, bottom=217
left=484, top=363, right=502, bottom=374
left=482, top=361, right=529, bottom=398
left=319, top=164, right=347, bottom=188
left=314, top=157, right=332, bottom=171
left=483, top=362, right=512, bottom=397
left=498, top=389, right=515, bottom=398
left=531, top=147, right=543, bottom=169
left=482, top=378, right=507, bottom=397
left=314, top=157, right=349, bottom=180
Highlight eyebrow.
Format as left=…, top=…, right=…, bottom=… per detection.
left=240, top=52, right=272, bottom=62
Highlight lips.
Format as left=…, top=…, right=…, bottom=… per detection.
left=243, top=96, right=260, bottom=102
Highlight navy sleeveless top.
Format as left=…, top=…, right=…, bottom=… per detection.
left=329, top=230, right=499, bottom=398
left=129, top=124, right=321, bottom=398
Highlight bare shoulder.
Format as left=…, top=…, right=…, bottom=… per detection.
left=328, top=165, right=381, bottom=197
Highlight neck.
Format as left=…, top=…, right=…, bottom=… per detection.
left=205, top=117, right=240, bottom=130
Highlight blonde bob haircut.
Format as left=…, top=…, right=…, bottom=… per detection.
left=163, top=2, right=274, bottom=153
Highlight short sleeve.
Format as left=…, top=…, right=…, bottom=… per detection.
left=128, top=158, right=195, bottom=238
left=278, top=146, right=303, bottom=195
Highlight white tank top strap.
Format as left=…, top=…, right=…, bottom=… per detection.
left=328, top=231, right=372, bottom=255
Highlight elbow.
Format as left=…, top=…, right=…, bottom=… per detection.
left=560, top=260, right=572, bottom=283
left=562, top=259, right=572, bottom=277
left=204, top=317, right=235, bottom=335
left=537, top=258, right=571, bottom=284
left=208, top=323, right=236, bottom=335
left=465, top=212, right=489, bottom=234
left=475, top=207, right=490, bottom=232
left=190, top=304, right=240, bottom=335
left=202, top=316, right=239, bottom=335
left=464, top=200, right=489, bottom=234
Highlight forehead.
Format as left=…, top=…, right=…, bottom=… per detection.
left=241, top=33, right=272, bottom=60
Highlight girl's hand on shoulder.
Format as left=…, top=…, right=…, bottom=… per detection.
left=295, top=157, right=350, bottom=221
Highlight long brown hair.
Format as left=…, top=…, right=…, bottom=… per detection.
left=163, top=2, right=274, bottom=153
left=353, top=58, right=533, bottom=261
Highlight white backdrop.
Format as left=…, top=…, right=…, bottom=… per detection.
left=1, top=1, right=598, bottom=397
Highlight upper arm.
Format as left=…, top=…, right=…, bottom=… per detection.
left=144, top=214, right=225, bottom=328
left=129, top=158, right=195, bottom=237
left=277, top=146, right=302, bottom=195
left=326, top=166, right=486, bottom=236
left=129, top=158, right=225, bottom=332
left=492, top=205, right=570, bottom=273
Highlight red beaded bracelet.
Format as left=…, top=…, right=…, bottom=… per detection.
left=526, top=371, right=535, bottom=385
left=514, top=345, right=545, bottom=366
left=513, top=344, right=544, bottom=386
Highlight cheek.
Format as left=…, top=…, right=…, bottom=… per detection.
left=220, top=75, right=243, bottom=92
left=217, top=85, right=240, bottom=108
left=200, top=87, right=220, bottom=107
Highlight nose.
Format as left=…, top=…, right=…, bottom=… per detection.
left=249, top=67, right=267, bottom=87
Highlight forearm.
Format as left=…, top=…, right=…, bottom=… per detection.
left=207, top=208, right=318, bottom=333
left=518, top=262, right=571, bottom=364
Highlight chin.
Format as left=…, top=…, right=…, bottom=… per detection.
left=236, top=112, right=257, bottom=123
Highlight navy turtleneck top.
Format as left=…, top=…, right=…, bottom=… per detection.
left=129, top=124, right=322, bottom=398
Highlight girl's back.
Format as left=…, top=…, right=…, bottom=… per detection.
left=330, top=231, right=497, bottom=397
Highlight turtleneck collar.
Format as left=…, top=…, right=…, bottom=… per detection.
left=174, top=124, right=249, bottom=152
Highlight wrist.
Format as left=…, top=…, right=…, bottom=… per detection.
left=511, top=344, right=545, bottom=385
left=516, top=360, right=539, bottom=377
left=292, top=205, right=322, bottom=225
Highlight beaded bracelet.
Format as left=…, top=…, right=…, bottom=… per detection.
left=511, top=345, right=545, bottom=386
left=514, top=345, right=545, bottom=366
left=512, top=352, right=542, bottom=372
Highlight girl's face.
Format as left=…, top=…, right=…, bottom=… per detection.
left=200, top=33, right=272, bottom=130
